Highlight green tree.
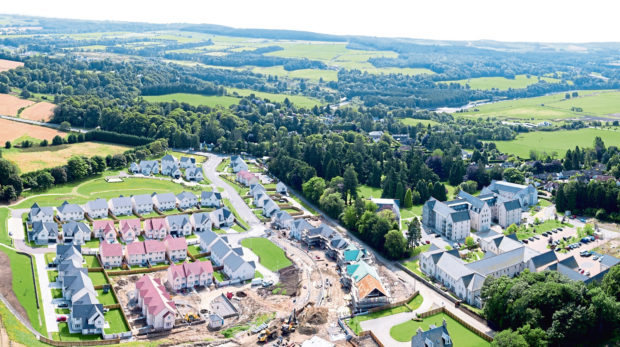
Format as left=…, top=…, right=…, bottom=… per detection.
left=0, top=159, right=19, bottom=185
left=40, top=139, right=48, bottom=147
left=59, top=121, right=71, bottom=131
left=35, top=172, right=55, bottom=190
left=406, top=217, right=422, bottom=248
left=503, top=168, right=525, bottom=184
left=319, top=191, right=345, bottom=219
left=67, top=156, right=89, bottom=180
left=403, top=188, right=413, bottom=208
left=4, top=141, right=10, bottom=149
left=555, top=185, right=567, bottom=212
left=465, top=236, right=475, bottom=248
left=1, top=186, right=17, bottom=201
left=343, top=165, right=358, bottom=204
left=601, top=265, right=620, bottom=300
left=302, top=177, right=325, bottom=202
left=448, top=160, right=465, bottom=186
left=52, top=135, right=64, bottom=146
left=459, top=180, right=478, bottom=194
left=325, top=159, right=339, bottom=180
left=506, top=224, right=518, bottom=234
left=384, top=230, right=407, bottom=259
left=517, top=324, right=548, bottom=347
left=431, top=182, right=447, bottom=201
left=491, top=329, right=528, bottom=347
left=341, top=206, right=358, bottom=230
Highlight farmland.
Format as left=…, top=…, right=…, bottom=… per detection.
left=142, top=93, right=240, bottom=108
left=493, top=127, right=620, bottom=158
left=0, top=59, right=23, bottom=72
left=443, top=74, right=563, bottom=90
left=18, top=101, right=56, bottom=122
left=240, top=238, right=292, bottom=271
left=0, top=118, right=65, bottom=142
left=400, top=118, right=440, bottom=127
left=3, top=141, right=130, bottom=172
left=0, top=93, right=35, bottom=116
left=227, top=87, right=322, bottom=108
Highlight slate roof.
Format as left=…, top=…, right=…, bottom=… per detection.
left=180, top=156, right=193, bottom=164
left=166, top=214, right=191, bottom=227
left=410, top=322, right=453, bottom=347
left=291, top=218, right=312, bottom=231
left=211, top=239, right=231, bottom=260
left=100, top=241, right=123, bottom=257
left=71, top=303, right=104, bottom=331
left=437, top=252, right=473, bottom=279
left=273, top=210, right=293, bottom=222
left=457, top=190, right=486, bottom=211
left=192, top=212, right=211, bottom=226
left=211, top=207, right=232, bottom=222
left=249, top=184, right=266, bottom=195
left=86, top=198, right=108, bottom=211
left=154, top=192, right=176, bottom=204
left=177, top=191, right=197, bottom=201
left=461, top=272, right=486, bottom=292
left=161, top=154, right=175, bottom=162
left=529, top=250, right=558, bottom=270
left=198, top=230, right=219, bottom=248
left=132, top=194, right=153, bottom=206
left=140, top=160, right=158, bottom=169
left=201, top=191, right=222, bottom=201
left=503, top=199, right=522, bottom=211
left=109, top=196, right=132, bottom=208
left=467, top=247, right=538, bottom=276
left=223, top=252, right=253, bottom=272
left=450, top=211, right=470, bottom=223
left=63, top=221, right=91, bottom=237
left=31, top=221, right=58, bottom=237
left=29, top=202, right=54, bottom=219
left=72, top=289, right=98, bottom=305
left=56, top=244, right=82, bottom=262
left=57, top=201, right=84, bottom=214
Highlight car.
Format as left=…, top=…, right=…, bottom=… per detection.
left=58, top=303, right=68, bottom=308
left=522, top=239, right=529, bottom=244
left=542, top=232, right=548, bottom=237
left=593, top=255, right=599, bottom=260
left=315, top=255, right=321, bottom=260
left=557, top=228, right=563, bottom=231
left=598, top=256, right=604, bottom=262
left=579, top=218, right=587, bottom=223
left=426, top=240, right=430, bottom=244
left=56, top=316, right=67, bottom=322
left=580, top=251, right=588, bottom=256
left=585, top=271, right=590, bottom=276
left=563, top=236, right=570, bottom=241
left=534, top=236, right=540, bottom=240
left=580, top=269, right=585, bottom=274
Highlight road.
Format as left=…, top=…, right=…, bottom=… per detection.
left=0, top=114, right=87, bottom=133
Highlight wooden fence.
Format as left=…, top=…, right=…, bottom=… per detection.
left=106, top=265, right=169, bottom=276
left=102, top=266, right=133, bottom=338
left=358, top=330, right=385, bottom=347
left=39, top=336, right=120, bottom=346
left=367, top=290, right=419, bottom=313
left=416, top=307, right=494, bottom=343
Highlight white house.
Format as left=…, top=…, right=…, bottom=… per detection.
left=253, top=192, right=270, bottom=208
left=28, top=203, right=54, bottom=223
left=164, top=235, right=187, bottom=262
left=210, top=207, right=235, bottom=228
left=57, top=201, right=84, bottom=222
left=190, top=212, right=212, bottom=232
left=63, top=221, right=91, bottom=245
left=422, top=198, right=471, bottom=241
left=185, top=167, right=203, bottom=181
left=153, top=192, right=176, bottom=211
left=198, top=230, right=219, bottom=252
left=179, top=156, right=195, bottom=169
left=160, top=154, right=178, bottom=176
left=125, top=241, right=147, bottom=266
left=276, top=182, right=287, bottom=195
left=108, top=196, right=133, bottom=216
left=144, top=218, right=167, bottom=239
left=200, top=191, right=222, bottom=208
left=131, top=194, right=154, bottom=215
left=210, top=239, right=232, bottom=266
left=236, top=170, right=259, bottom=187
left=99, top=241, right=123, bottom=268
left=119, top=219, right=140, bottom=243
left=139, top=160, right=159, bottom=175
left=84, top=199, right=108, bottom=219
left=481, top=180, right=538, bottom=209
left=69, top=303, right=105, bottom=335
left=28, top=221, right=58, bottom=245
left=249, top=184, right=266, bottom=200
left=230, top=155, right=248, bottom=173
left=222, top=252, right=255, bottom=281
left=262, top=198, right=280, bottom=217
left=176, top=191, right=198, bottom=210
left=290, top=219, right=313, bottom=241
left=144, top=239, right=166, bottom=264
left=92, top=220, right=116, bottom=240
left=135, top=275, right=176, bottom=330
left=498, top=199, right=522, bottom=228
left=272, top=210, right=293, bottom=229
left=167, top=260, right=213, bottom=291
left=165, top=214, right=192, bottom=237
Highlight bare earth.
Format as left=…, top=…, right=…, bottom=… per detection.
left=0, top=118, right=63, bottom=142
left=0, top=94, right=34, bottom=117
left=0, top=251, right=30, bottom=328
left=0, top=59, right=23, bottom=73
left=20, top=102, right=56, bottom=122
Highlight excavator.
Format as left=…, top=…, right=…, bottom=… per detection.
left=257, top=321, right=279, bottom=343
left=184, top=313, right=199, bottom=322
left=280, top=309, right=297, bottom=335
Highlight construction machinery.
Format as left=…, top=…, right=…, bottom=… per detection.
left=257, top=321, right=279, bottom=343
left=280, top=309, right=297, bottom=335
left=184, top=313, right=199, bottom=322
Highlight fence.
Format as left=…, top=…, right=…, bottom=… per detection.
left=102, top=266, right=133, bottom=339
left=106, top=265, right=169, bottom=276
left=416, top=307, right=494, bottom=343
left=367, top=290, right=419, bottom=313
left=358, top=330, right=385, bottom=347
left=215, top=279, right=242, bottom=287
left=39, top=336, right=121, bottom=346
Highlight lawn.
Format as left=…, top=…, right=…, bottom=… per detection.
left=401, top=205, right=423, bottom=219
left=403, top=258, right=430, bottom=281
left=143, top=93, right=240, bottom=108
left=84, top=255, right=100, bottom=268
left=48, top=271, right=58, bottom=283
left=288, top=194, right=319, bottom=215
left=44, top=252, right=55, bottom=264
left=347, top=294, right=423, bottom=335
left=400, top=118, right=440, bottom=127
left=216, top=158, right=230, bottom=172
left=442, top=74, right=562, bottom=91
left=493, top=128, right=620, bottom=158
left=513, top=220, right=573, bottom=240
left=241, top=238, right=292, bottom=271
left=188, top=244, right=202, bottom=255
left=0, top=299, right=48, bottom=347
left=213, top=271, right=226, bottom=282
left=0, top=207, right=10, bottom=245
left=55, top=322, right=102, bottom=342
left=390, top=312, right=490, bottom=346
left=83, top=238, right=101, bottom=249
left=358, top=184, right=382, bottom=199
left=227, top=87, right=323, bottom=109
left=223, top=198, right=249, bottom=229
left=87, top=271, right=108, bottom=286
left=254, top=271, right=263, bottom=279
left=104, top=308, right=130, bottom=333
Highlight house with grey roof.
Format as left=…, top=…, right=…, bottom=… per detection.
left=139, top=160, right=159, bottom=175
left=131, top=194, right=154, bottom=215
left=62, top=271, right=95, bottom=301
left=210, top=207, right=234, bottom=228
left=153, top=192, right=177, bottom=211
left=198, top=230, right=220, bottom=252
left=222, top=252, right=255, bottom=281
left=410, top=319, right=453, bottom=347
left=161, top=154, right=178, bottom=176
left=481, top=180, right=538, bottom=209
left=422, top=198, right=470, bottom=241
left=191, top=212, right=212, bottom=232
left=69, top=303, right=105, bottom=335
left=497, top=198, right=522, bottom=228
left=276, top=182, right=287, bottom=195
left=210, top=239, right=232, bottom=266
left=176, top=191, right=198, bottom=210
left=130, top=162, right=140, bottom=174
left=58, top=259, right=87, bottom=285
left=108, top=196, right=133, bottom=216
left=253, top=191, right=270, bottom=208
left=200, top=191, right=222, bottom=208
left=262, top=198, right=280, bottom=217
left=249, top=184, right=266, bottom=200
left=479, top=232, right=522, bottom=255
left=84, top=198, right=108, bottom=219
left=179, top=156, right=195, bottom=169
left=272, top=210, right=293, bottom=230
left=165, top=214, right=192, bottom=236
left=55, top=244, right=82, bottom=265
left=28, top=202, right=54, bottom=224
left=290, top=218, right=313, bottom=241
left=63, top=221, right=91, bottom=246
left=28, top=221, right=58, bottom=245
left=57, top=201, right=84, bottom=222
left=185, top=167, right=203, bottom=181
left=230, top=155, right=248, bottom=173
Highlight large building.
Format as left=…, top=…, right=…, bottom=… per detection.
left=482, top=180, right=538, bottom=208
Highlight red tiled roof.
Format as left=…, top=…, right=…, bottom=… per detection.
left=119, top=219, right=141, bottom=233
left=236, top=170, right=256, bottom=180
left=145, top=218, right=166, bottom=230
left=126, top=241, right=146, bottom=255
left=356, top=274, right=387, bottom=299
left=164, top=235, right=187, bottom=251
left=168, top=263, right=185, bottom=280
left=144, top=239, right=166, bottom=253
left=100, top=240, right=123, bottom=257
left=136, top=275, right=176, bottom=316
left=93, top=220, right=115, bottom=232
left=185, top=260, right=213, bottom=276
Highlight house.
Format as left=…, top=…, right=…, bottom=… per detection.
left=57, top=201, right=84, bottom=222
left=498, top=199, right=522, bottom=228
left=139, top=160, right=159, bottom=175
left=262, top=198, right=280, bottom=217
left=371, top=198, right=401, bottom=225
left=410, top=320, right=453, bottom=347
left=164, top=235, right=187, bottom=262
left=152, top=192, right=177, bottom=211
left=352, top=273, right=389, bottom=311
left=191, top=212, right=212, bottom=232
left=338, top=245, right=368, bottom=266
left=99, top=241, right=123, bottom=268
left=63, top=221, right=91, bottom=245
left=176, top=191, right=198, bottom=210
left=171, top=167, right=182, bottom=179
left=28, top=221, right=58, bottom=245
left=160, top=154, right=179, bottom=176
left=236, top=170, right=259, bottom=187
left=290, top=218, right=313, bottom=240
left=55, top=244, right=82, bottom=265
left=275, top=182, right=287, bottom=195
left=125, top=241, right=147, bottom=266
left=57, top=258, right=87, bottom=285
left=222, top=252, right=255, bottom=281
left=185, top=167, right=203, bottom=181
left=422, top=198, right=471, bottom=241
left=119, top=219, right=140, bottom=243
left=179, top=156, right=195, bottom=169
left=135, top=275, right=176, bottom=330
left=69, top=303, right=105, bottom=335
left=165, top=214, right=192, bottom=237
left=303, top=223, right=337, bottom=248
left=210, top=207, right=235, bottom=228
left=249, top=184, right=266, bottom=200
left=144, top=239, right=166, bottom=264
left=62, top=270, right=95, bottom=300
left=368, top=131, right=383, bottom=142
left=200, top=191, right=222, bottom=208
left=230, top=155, right=248, bottom=173
left=272, top=210, right=294, bottom=230
left=210, top=239, right=232, bottom=266
left=478, top=232, right=522, bottom=255
left=131, top=194, right=154, bottom=215
left=130, top=162, right=140, bottom=174
left=92, top=220, right=116, bottom=240
left=108, top=196, right=133, bottom=216
left=28, top=202, right=54, bottom=223
left=198, top=230, right=220, bottom=252
left=144, top=218, right=167, bottom=239
left=481, top=180, right=538, bottom=209
left=84, top=199, right=108, bottom=219
left=253, top=191, right=270, bottom=208
left=167, top=260, right=213, bottom=291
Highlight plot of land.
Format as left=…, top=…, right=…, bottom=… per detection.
left=0, top=118, right=64, bottom=142
left=400, top=118, right=440, bottom=127
left=347, top=294, right=423, bottom=334
left=0, top=59, right=23, bottom=72
left=442, top=74, right=563, bottom=91
left=142, top=93, right=241, bottom=108
left=19, top=101, right=56, bottom=122
left=241, top=238, right=292, bottom=271
left=0, top=93, right=35, bottom=116
left=389, top=312, right=490, bottom=346
left=228, top=87, right=322, bottom=108
left=4, top=141, right=130, bottom=172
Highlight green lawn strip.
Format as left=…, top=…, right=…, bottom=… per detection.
left=389, top=312, right=490, bottom=346
left=346, top=294, right=423, bottom=335
left=51, top=288, right=63, bottom=299
left=96, top=289, right=117, bottom=305
left=513, top=220, right=573, bottom=240
left=213, top=271, right=226, bottom=282
left=222, top=176, right=249, bottom=196
left=254, top=271, right=263, bottom=279
left=55, top=308, right=70, bottom=314
left=48, top=271, right=58, bottom=283
left=222, top=198, right=249, bottom=229
left=0, top=207, right=10, bottom=245
left=231, top=224, right=246, bottom=233
left=56, top=322, right=102, bottom=341
left=84, top=255, right=100, bottom=268
left=87, top=271, right=108, bottom=286
left=44, top=252, right=55, bottom=264
left=216, top=158, right=230, bottom=172
left=104, top=309, right=129, bottom=334
left=400, top=205, right=423, bottom=219
left=358, top=185, right=383, bottom=199
left=0, top=297, right=48, bottom=346
left=188, top=244, right=202, bottom=255
left=240, top=238, right=292, bottom=271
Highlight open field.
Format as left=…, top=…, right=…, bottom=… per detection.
left=400, top=118, right=440, bottom=127
left=346, top=294, right=423, bottom=335
left=227, top=87, right=322, bottom=108
left=19, top=101, right=56, bottom=122
left=493, top=128, right=620, bottom=158
left=0, top=118, right=64, bottom=142
left=0, top=59, right=23, bottom=72
left=389, top=312, right=490, bottom=346
left=0, top=93, right=35, bottom=116
left=142, top=93, right=240, bottom=108
left=0, top=208, right=10, bottom=245
left=240, top=238, right=292, bottom=271
left=358, top=184, right=382, bottom=199
left=442, top=74, right=563, bottom=90
left=251, top=66, right=338, bottom=82
left=4, top=141, right=130, bottom=172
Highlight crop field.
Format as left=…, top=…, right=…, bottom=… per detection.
left=18, top=101, right=56, bottom=122
left=4, top=141, right=130, bottom=172
left=389, top=312, right=490, bottom=346
left=0, top=93, right=35, bottom=116
left=0, top=118, right=64, bottom=142
left=443, top=74, right=563, bottom=90
left=493, top=127, right=620, bottom=158
left=227, top=87, right=323, bottom=108
left=142, top=93, right=240, bottom=108
left=0, top=59, right=24, bottom=72
left=240, top=238, right=292, bottom=271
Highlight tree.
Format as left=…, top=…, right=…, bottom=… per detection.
left=503, top=168, right=525, bottom=184
left=406, top=217, right=422, bottom=248
left=341, top=206, right=358, bottom=230
left=342, top=165, right=358, bottom=204
left=50, top=167, right=67, bottom=184
left=1, top=186, right=17, bottom=202
left=302, top=176, right=325, bottom=202
left=59, top=121, right=71, bottom=131
left=491, top=329, right=528, bottom=347
left=40, top=139, right=48, bottom=147
left=67, top=156, right=89, bottom=180
left=0, top=159, right=19, bottom=185
left=459, top=180, right=478, bottom=194
left=601, top=265, right=620, bottom=300
left=555, top=185, right=567, bottom=212
left=403, top=188, right=413, bottom=208
left=506, top=224, right=518, bottom=234
left=35, top=172, right=55, bottom=190
left=325, top=159, right=339, bottom=180
left=448, top=160, right=465, bottom=186
left=384, top=230, right=407, bottom=259
left=4, top=141, right=10, bottom=149
left=465, top=236, right=475, bottom=248
left=319, top=191, right=345, bottom=219
left=52, top=135, right=64, bottom=146
left=431, top=182, right=447, bottom=201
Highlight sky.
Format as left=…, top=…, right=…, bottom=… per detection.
left=3, top=0, right=620, bottom=43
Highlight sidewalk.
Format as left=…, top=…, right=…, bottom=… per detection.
left=33, top=253, right=58, bottom=333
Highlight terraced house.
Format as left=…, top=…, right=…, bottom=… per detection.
left=57, top=201, right=84, bottom=222
left=167, top=260, right=214, bottom=291
left=108, top=196, right=133, bottom=216
left=135, top=275, right=176, bottom=330
left=131, top=194, right=154, bottom=215
left=84, top=198, right=108, bottom=219
left=164, top=235, right=187, bottom=262
left=99, top=241, right=123, bottom=268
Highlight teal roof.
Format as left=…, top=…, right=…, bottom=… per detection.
left=344, top=248, right=362, bottom=262
left=348, top=261, right=379, bottom=283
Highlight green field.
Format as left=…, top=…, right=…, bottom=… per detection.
left=389, top=312, right=490, bottom=346
left=0, top=298, right=48, bottom=346
left=103, top=309, right=129, bottom=334
left=87, top=272, right=108, bottom=286
left=346, top=294, right=423, bottom=335
left=514, top=220, right=573, bottom=240
left=227, top=87, right=322, bottom=108
left=252, top=66, right=338, bottom=82
left=493, top=128, right=620, bottom=158
left=0, top=207, right=10, bottom=245
left=358, top=184, right=383, bottom=199
left=142, top=93, right=240, bottom=108
left=443, top=74, right=563, bottom=91
left=401, top=118, right=440, bottom=127
left=241, top=238, right=292, bottom=271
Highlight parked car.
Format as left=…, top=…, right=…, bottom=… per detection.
left=58, top=303, right=68, bottom=308
left=585, top=271, right=590, bottom=276
left=557, top=228, right=563, bottom=231
left=425, top=240, right=430, bottom=244
left=522, top=239, right=529, bottom=244
left=56, top=316, right=67, bottom=322
left=598, top=256, right=604, bottom=262
left=593, top=255, right=599, bottom=260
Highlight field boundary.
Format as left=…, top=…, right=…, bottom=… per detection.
left=417, top=307, right=494, bottom=343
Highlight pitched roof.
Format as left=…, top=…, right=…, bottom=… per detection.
left=144, top=217, right=166, bottom=230
left=166, top=214, right=191, bottom=227
left=450, top=210, right=470, bottom=223
left=57, top=244, right=82, bottom=261
left=57, top=201, right=84, bottom=214
left=126, top=241, right=146, bottom=255
left=154, top=192, right=176, bottom=204
left=198, top=230, right=219, bottom=247
left=529, top=250, right=558, bottom=270
left=237, top=170, right=256, bottom=180
left=347, top=261, right=379, bottom=282
left=356, top=274, right=387, bottom=299
left=29, top=202, right=54, bottom=218
left=201, top=191, right=221, bottom=201
left=92, top=219, right=115, bottom=232
left=119, top=219, right=141, bottom=234
left=144, top=239, right=166, bottom=253
left=176, top=191, right=197, bottom=201
left=192, top=212, right=211, bottom=226
left=467, top=247, right=539, bottom=276
left=31, top=221, right=59, bottom=236
left=63, top=221, right=90, bottom=237
left=184, top=260, right=213, bottom=276
left=109, top=196, right=131, bottom=207
left=211, top=239, right=231, bottom=259
left=161, top=154, right=176, bottom=162
left=291, top=218, right=312, bottom=231
left=100, top=241, right=123, bottom=257
left=135, top=275, right=176, bottom=316
left=86, top=198, right=108, bottom=210
left=164, top=235, right=187, bottom=251
left=437, top=252, right=473, bottom=279
left=132, top=194, right=153, bottom=205
left=410, top=322, right=452, bottom=347
left=273, top=210, right=293, bottom=222
left=503, top=199, right=522, bottom=211
left=223, top=252, right=252, bottom=272
left=71, top=303, right=104, bottom=330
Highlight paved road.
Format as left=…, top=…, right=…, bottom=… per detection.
left=0, top=114, right=87, bottom=133
left=33, top=253, right=59, bottom=333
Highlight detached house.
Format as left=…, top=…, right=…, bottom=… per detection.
left=236, top=170, right=259, bottom=187
left=249, top=184, right=266, bottom=200
left=99, top=241, right=123, bottom=268
left=230, top=155, right=248, bottom=173
left=198, top=230, right=219, bottom=252
left=176, top=191, right=198, bottom=210
left=272, top=210, right=293, bottom=229
left=164, top=235, right=187, bottom=262
left=144, top=218, right=167, bottom=239
left=55, top=244, right=82, bottom=265
left=63, top=221, right=91, bottom=245
left=131, top=194, right=154, bottom=215
left=153, top=193, right=176, bottom=211
left=108, top=196, right=133, bottom=217
left=160, top=154, right=179, bottom=176
left=210, top=239, right=232, bottom=266
left=84, top=199, right=108, bottom=219
left=57, top=201, right=84, bottom=222
left=70, top=303, right=105, bottom=335
left=139, top=160, right=159, bottom=175
left=167, top=260, right=213, bottom=291
left=289, top=218, right=313, bottom=241
left=210, top=207, right=235, bottom=228
left=179, top=156, right=195, bottom=169
left=125, top=241, right=147, bottom=266
left=135, top=276, right=176, bottom=330
left=119, top=219, right=140, bottom=243
left=144, top=239, right=166, bottom=264
left=185, top=167, right=203, bottom=181
left=165, top=214, right=192, bottom=237
left=262, top=198, right=280, bottom=217
left=222, top=252, right=255, bottom=281
left=276, top=182, right=287, bottom=195
left=28, top=202, right=54, bottom=223
left=92, top=220, right=116, bottom=240
left=253, top=192, right=270, bottom=208
left=28, top=221, right=58, bottom=245
left=191, top=212, right=212, bottom=232
left=200, top=191, right=222, bottom=208
left=130, top=162, right=140, bottom=174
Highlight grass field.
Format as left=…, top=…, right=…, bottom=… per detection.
left=346, top=294, right=423, bottom=335
left=358, top=184, right=382, bottom=199
left=390, top=312, right=490, bottom=345
left=400, top=118, right=440, bottom=127
left=0, top=298, right=48, bottom=346
left=0, top=207, right=10, bottom=245
left=241, top=238, right=292, bottom=271
left=227, top=87, right=322, bottom=108
left=103, top=309, right=129, bottom=333
left=87, top=271, right=108, bottom=286
left=514, top=220, right=573, bottom=240
left=252, top=66, right=338, bottom=82
left=4, top=141, right=130, bottom=172
left=142, top=93, right=240, bottom=108
left=493, top=128, right=620, bottom=158
left=443, top=74, right=562, bottom=91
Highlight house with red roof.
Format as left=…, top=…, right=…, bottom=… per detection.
left=236, top=170, right=259, bottom=187
left=119, top=219, right=141, bottom=243
left=99, top=241, right=123, bottom=268
left=164, top=235, right=187, bottom=262
left=125, top=241, right=146, bottom=266
left=144, top=218, right=167, bottom=239
left=134, top=275, right=176, bottom=330
left=144, top=239, right=166, bottom=265
left=92, top=220, right=116, bottom=240
left=166, top=260, right=213, bottom=291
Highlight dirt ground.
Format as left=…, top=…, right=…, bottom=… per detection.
left=0, top=118, right=63, bottom=142
left=0, top=251, right=30, bottom=328
left=593, top=237, right=620, bottom=258
left=0, top=59, right=23, bottom=72
left=19, top=102, right=56, bottom=122
left=0, top=94, right=34, bottom=117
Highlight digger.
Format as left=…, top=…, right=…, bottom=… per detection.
left=257, top=321, right=279, bottom=343
left=280, top=309, right=297, bottom=335
left=184, top=313, right=199, bottom=322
